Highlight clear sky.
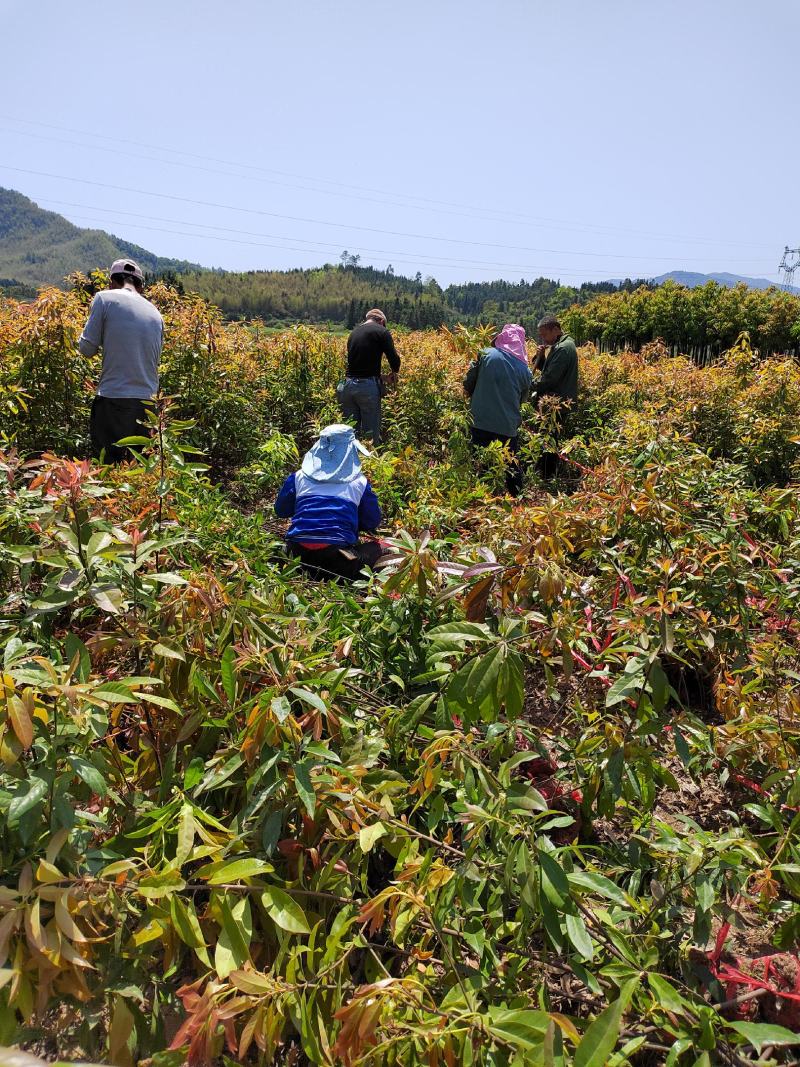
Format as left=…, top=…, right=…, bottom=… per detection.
left=0, top=0, right=796, bottom=286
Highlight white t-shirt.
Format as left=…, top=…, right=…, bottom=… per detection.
left=78, top=288, right=164, bottom=399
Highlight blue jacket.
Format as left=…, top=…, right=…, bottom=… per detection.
left=274, top=472, right=382, bottom=545
left=463, top=347, right=533, bottom=438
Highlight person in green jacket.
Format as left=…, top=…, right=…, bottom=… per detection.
left=532, top=315, right=579, bottom=478
left=463, top=323, right=532, bottom=496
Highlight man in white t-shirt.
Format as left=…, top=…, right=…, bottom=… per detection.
left=79, top=259, right=164, bottom=462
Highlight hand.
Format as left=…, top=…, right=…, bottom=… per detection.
left=387, top=372, right=398, bottom=387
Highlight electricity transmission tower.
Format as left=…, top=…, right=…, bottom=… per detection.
left=778, top=246, right=800, bottom=291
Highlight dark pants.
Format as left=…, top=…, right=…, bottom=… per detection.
left=470, top=427, right=523, bottom=497
left=536, top=451, right=561, bottom=479
left=90, top=397, right=149, bottom=463
left=287, top=539, right=384, bottom=582
left=337, top=377, right=382, bottom=445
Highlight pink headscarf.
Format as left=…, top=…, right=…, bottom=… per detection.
left=494, top=323, right=529, bottom=365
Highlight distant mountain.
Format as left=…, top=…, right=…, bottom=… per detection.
left=615, top=270, right=798, bottom=294
left=0, top=187, right=200, bottom=289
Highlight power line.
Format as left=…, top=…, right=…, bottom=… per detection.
left=0, top=164, right=777, bottom=267
left=44, top=208, right=643, bottom=280
left=31, top=196, right=780, bottom=279
left=0, top=114, right=775, bottom=251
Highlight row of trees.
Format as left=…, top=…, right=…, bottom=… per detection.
left=171, top=263, right=656, bottom=331
left=444, top=276, right=649, bottom=334
left=179, top=262, right=452, bottom=328
left=562, top=280, right=800, bottom=355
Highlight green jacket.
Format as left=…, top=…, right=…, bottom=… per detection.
left=464, top=347, right=532, bottom=438
left=532, top=334, right=578, bottom=404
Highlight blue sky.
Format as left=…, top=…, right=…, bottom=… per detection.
left=0, top=0, right=796, bottom=286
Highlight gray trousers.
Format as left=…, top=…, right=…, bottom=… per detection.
left=337, top=376, right=382, bottom=445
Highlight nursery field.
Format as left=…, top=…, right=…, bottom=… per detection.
left=1, top=277, right=800, bottom=1066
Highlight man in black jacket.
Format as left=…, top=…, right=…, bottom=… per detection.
left=532, top=315, right=579, bottom=478
left=338, top=309, right=400, bottom=445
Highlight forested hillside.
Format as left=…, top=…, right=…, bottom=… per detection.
left=0, top=188, right=199, bottom=287
left=179, top=264, right=640, bottom=329
left=180, top=263, right=452, bottom=328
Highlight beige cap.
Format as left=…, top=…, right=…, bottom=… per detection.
left=110, top=258, right=144, bottom=282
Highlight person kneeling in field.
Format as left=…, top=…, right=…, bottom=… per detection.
left=463, top=323, right=533, bottom=497
left=274, top=424, right=386, bottom=581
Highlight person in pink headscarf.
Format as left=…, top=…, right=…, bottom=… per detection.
left=494, top=324, right=530, bottom=366
left=463, top=323, right=533, bottom=496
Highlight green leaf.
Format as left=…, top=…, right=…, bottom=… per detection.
left=605, top=668, right=644, bottom=707
left=288, top=686, right=327, bottom=715
left=695, top=874, right=715, bottom=913
left=92, top=684, right=141, bottom=704
left=568, top=871, right=629, bottom=907
left=574, top=978, right=637, bottom=1067
left=149, top=572, right=189, bottom=586
left=727, top=1021, right=800, bottom=1050
left=175, top=803, right=195, bottom=865
left=170, top=896, right=211, bottom=966
left=139, top=692, right=182, bottom=713
left=89, top=584, right=124, bottom=615
left=261, top=885, right=310, bottom=934
left=7, top=776, right=49, bottom=827
left=565, top=912, right=594, bottom=961
left=271, top=695, right=291, bottom=722
left=65, top=633, right=91, bottom=682
left=446, top=643, right=506, bottom=723
left=197, top=858, right=274, bottom=884
left=137, top=870, right=186, bottom=900
left=68, top=756, right=108, bottom=797
left=153, top=643, right=186, bottom=661
left=647, top=973, right=685, bottom=1014
left=359, top=822, right=388, bottom=853
left=184, top=758, right=205, bottom=790
left=190, top=665, right=221, bottom=704
left=220, top=645, right=236, bottom=704
left=538, top=850, right=569, bottom=908
left=294, top=761, right=315, bottom=817
left=215, top=895, right=252, bottom=978
left=487, top=1008, right=550, bottom=1050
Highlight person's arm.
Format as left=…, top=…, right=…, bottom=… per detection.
left=520, top=367, right=533, bottom=404
left=382, top=328, right=401, bottom=374
left=358, top=482, right=382, bottom=531
left=274, top=473, right=297, bottom=518
left=78, top=295, right=105, bottom=357
left=533, top=344, right=547, bottom=371
left=463, top=359, right=480, bottom=397
left=532, top=347, right=570, bottom=398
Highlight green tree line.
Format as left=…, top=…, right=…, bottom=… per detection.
left=562, top=280, right=800, bottom=355
left=173, top=262, right=644, bottom=330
